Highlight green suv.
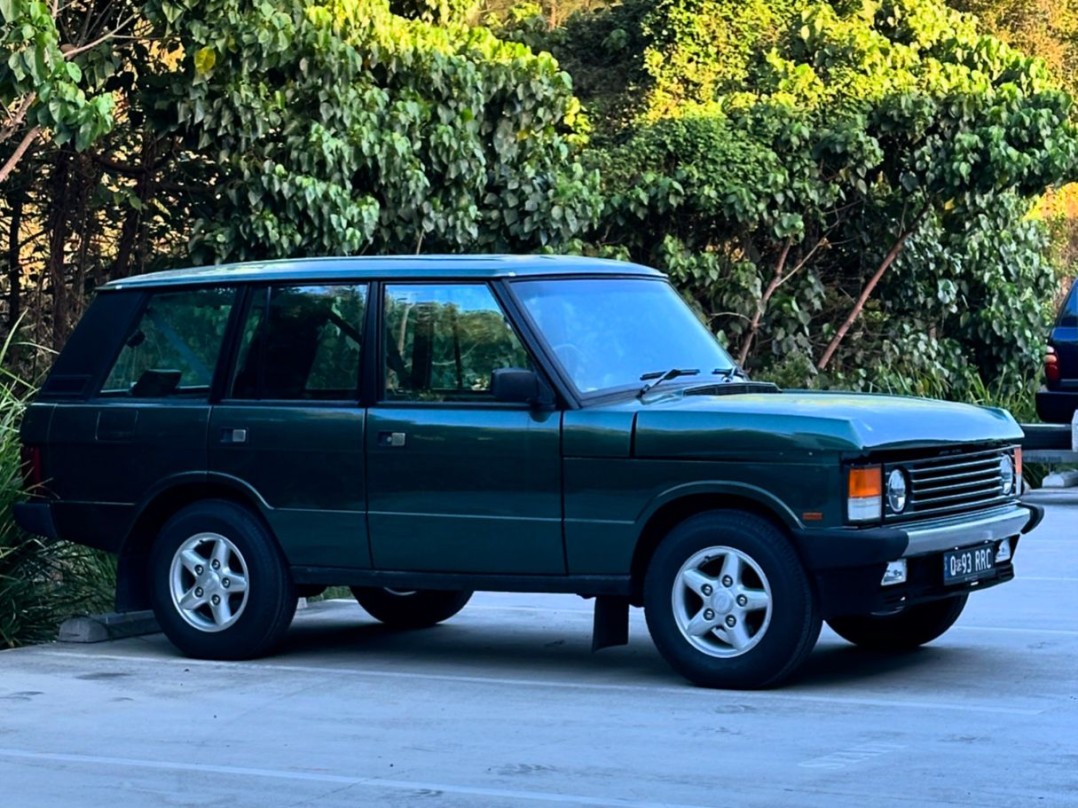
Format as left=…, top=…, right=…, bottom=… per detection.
left=15, top=256, right=1041, bottom=688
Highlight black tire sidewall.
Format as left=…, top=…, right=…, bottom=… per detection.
left=644, top=511, right=820, bottom=689
left=351, top=588, right=473, bottom=628
left=150, top=500, right=296, bottom=660
left=827, top=594, right=969, bottom=651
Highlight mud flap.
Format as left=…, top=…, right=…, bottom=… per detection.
left=591, top=595, right=630, bottom=651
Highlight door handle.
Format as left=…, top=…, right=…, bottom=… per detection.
left=377, top=431, right=406, bottom=447
left=219, top=428, right=248, bottom=444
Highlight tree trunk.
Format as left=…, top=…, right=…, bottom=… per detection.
left=46, top=151, right=73, bottom=351
left=7, top=191, right=23, bottom=332
left=816, top=210, right=928, bottom=371
left=737, top=241, right=791, bottom=366
left=113, top=130, right=159, bottom=279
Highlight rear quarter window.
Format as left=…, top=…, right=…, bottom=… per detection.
left=100, top=287, right=237, bottom=398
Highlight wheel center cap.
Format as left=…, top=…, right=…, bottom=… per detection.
left=711, top=590, right=734, bottom=613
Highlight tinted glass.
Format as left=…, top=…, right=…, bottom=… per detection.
left=512, top=277, right=736, bottom=394
left=101, top=288, right=236, bottom=398
left=231, top=284, right=367, bottom=400
left=383, top=283, right=531, bottom=401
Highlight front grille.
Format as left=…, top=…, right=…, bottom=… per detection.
left=885, top=447, right=1013, bottom=521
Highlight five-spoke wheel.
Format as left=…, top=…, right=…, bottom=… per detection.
left=671, top=546, right=772, bottom=658
left=151, top=500, right=296, bottom=659
left=168, top=532, right=250, bottom=633
left=644, top=510, right=820, bottom=689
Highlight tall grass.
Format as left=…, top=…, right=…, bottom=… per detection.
left=0, top=332, right=115, bottom=648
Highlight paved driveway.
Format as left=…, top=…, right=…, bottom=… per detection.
left=2, top=494, right=1077, bottom=807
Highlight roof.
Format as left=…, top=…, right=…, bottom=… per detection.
left=101, top=255, right=665, bottom=290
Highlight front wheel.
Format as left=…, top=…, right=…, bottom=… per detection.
left=827, top=594, right=968, bottom=651
left=150, top=500, right=297, bottom=660
left=351, top=587, right=472, bottom=629
left=644, top=510, right=821, bottom=689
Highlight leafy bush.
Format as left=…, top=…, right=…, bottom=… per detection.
left=552, top=0, right=1078, bottom=402
left=0, top=335, right=114, bottom=648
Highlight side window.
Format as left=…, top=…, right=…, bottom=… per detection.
left=231, top=284, right=367, bottom=401
left=383, top=283, right=531, bottom=402
left=101, top=287, right=236, bottom=398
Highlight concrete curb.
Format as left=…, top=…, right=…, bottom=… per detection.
left=58, top=611, right=159, bottom=644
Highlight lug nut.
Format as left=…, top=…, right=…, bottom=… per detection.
left=737, top=595, right=747, bottom=607
left=702, top=584, right=713, bottom=596
left=194, top=587, right=204, bottom=597
left=195, top=565, right=204, bottom=575
left=722, top=576, right=733, bottom=587
left=703, top=609, right=715, bottom=620
left=725, top=615, right=737, bottom=627
left=212, top=560, right=221, bottom=570
left=211, top=595, right=220, bottom=605
left=222, top=578, right=231, bottom=589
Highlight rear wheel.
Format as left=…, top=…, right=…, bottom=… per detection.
left=827, top=594, right=968, bottom=651
left=644, top=510, right=821, bottom=689
left=351, top=587, right=472, bottom=629
left=150, top=500, right=296, bottom=660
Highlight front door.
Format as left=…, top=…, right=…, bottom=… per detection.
left=366, top=281, right=563, bottom=575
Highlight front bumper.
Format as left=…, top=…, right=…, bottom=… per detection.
left=794, top=502, right=1042, bottom=619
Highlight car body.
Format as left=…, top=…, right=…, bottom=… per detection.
left=15, top=255, right=1042, bottom=688
left=1037, top=280, right=1078, bottom=423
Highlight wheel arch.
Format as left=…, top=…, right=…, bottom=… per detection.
left=115, top=474, right=274, bottom=612
left=628, top=486, right=800, bottom=605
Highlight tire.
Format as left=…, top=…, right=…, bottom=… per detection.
left=150, top=499, right=297, bottom=660
left=827, top=594, right=969, bottom=651
left=350, top=587, right=473, bottom=629
left=643, top=510, right=821, bottom=689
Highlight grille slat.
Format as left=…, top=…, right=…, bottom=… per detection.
left=884, top=447, right=1013, bottom=522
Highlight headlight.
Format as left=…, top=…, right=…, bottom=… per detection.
left=1000, top=455, right=1015, bottom=494
left=886, top=468, right=908, bottom=513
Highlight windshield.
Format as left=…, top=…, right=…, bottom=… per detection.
left=512, top=277, right=736, bottom=395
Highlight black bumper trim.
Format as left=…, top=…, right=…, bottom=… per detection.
left=793, top=526, right=908, bottom=571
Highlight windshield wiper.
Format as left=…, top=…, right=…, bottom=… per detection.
left=712, top=366, right=748, bottom=381
left=638, top=368, right=700, bottom=398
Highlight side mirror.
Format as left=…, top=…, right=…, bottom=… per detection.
left=491, top=368, right=554, bottom=408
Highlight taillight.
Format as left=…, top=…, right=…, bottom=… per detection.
left=1045, top=347, right=1060, bottom=384
left=20, top=444, right=42, bottom=489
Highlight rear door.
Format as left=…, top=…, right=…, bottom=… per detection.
left=208, top=282, right=370, bottom=569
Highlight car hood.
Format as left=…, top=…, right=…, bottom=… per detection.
left=629, top=389, right=1024, bottom=458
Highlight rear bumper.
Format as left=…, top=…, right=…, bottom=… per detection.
left=12, top=500, right=129, bottom=552
left=1035, top=387, right=1078, bottom=424
left=795, top=503, right=1041, bottom=619
left=13, top=501, right=60, bottom=540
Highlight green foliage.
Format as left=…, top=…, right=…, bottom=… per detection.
left=0, top=334, right=114, bottom=648
left=556, top=0, right=1078, bottom=397
left=0, top=0, right=116, bottom=154
left=145, top=0, right=601, bottom=263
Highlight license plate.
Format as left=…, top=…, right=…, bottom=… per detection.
left=943, top=545, right=995, bottom=585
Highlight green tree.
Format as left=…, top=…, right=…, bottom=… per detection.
left=556, top=0, right=1078, bottom=391
left=0, top=0, right=130, bottom=183
left=144, top=0, right=601, bottom=263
